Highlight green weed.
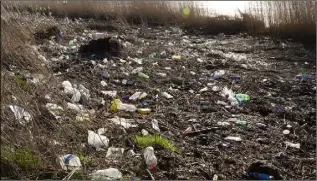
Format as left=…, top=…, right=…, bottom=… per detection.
left=135, top=134, right=179, bottom=153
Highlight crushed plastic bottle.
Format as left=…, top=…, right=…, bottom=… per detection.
left=144, top=147, right=157, bottom=169
left=101, top=91, right=117, bottom=98
left=8, top=105, right=32, bottom=125
left=109, top=116, right=138, bottom=129
left=235, top=94, right=250, bottom=104
left=161, top=92, right=173, bottom=99
left=106, top=147, right=125, bottom=158
left=110, top=99, right=137, bottom=112
left=225, top=136, right=242, bottom=142
left=151, top=119, right=160, bottom=132
left=59, top=154, right=82, bottom=171
left=138, top=108, right=152, bottom=115
left=88, top=130, right=109, bottom=151
left=91, top=168, right=122, bottom=180
left=248, top=172, right=274, bottom=180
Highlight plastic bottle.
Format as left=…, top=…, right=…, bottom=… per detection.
left=138, top=108, right=151, bottom=114
left=59, top=154, right=82, bottom=170
left=144, top=147, right=157, bottom=169
left=161, top=92, right=173, bottom=99
left=138, top=72, right=149, bottom=79
left=117, top=103, right=137, bottom=112
left=248, top=172, right=274, bottom=180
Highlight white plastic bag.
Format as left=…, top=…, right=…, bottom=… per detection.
left=88, top=130, right=109, bottom=151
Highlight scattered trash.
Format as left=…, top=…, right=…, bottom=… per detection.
left=88, top=130, right=109, bottom=151
left=91, top=168, right=122, bottom=180
left=230, top=75, right=241, bottom=80
left=295, top=74, right=312, bottom=81
left=8, top=105, right=32, bottom=125
left=46, top=103, right=64, bottom=119
left=67, top=103, right=84, bottom=112
left=183, top=127, right=193, bottom=134
left=131, top=67, right=143, bottom=74
left=282, top=129, right=290, bottom=135
left=235, top=94, right=250, bottom=105
left=285, top=141, right=300, bottom=149
left=102, top=71, right=110, bottom=79
left=110, top=99, right=137, bottom=112
left=161, top=92, right=173, bottom=99
left=106, top=147, right=125, bottom=158
left=199, top=87, right=208, bottom=93
left=255, top=123, right=267, bottom=129
left=213, top=70, right=225, bottom=79
left=141, top=129, right=149, bottom=136
left=138, top=72, right=149, bottom=79
left=144, top=146, right=157, bottom=169
left=59, top=154, right=81, bottom=171
left=247, top=161, right=283, bottom=180
left=225, top=136, right=242, bottom=142
left=109, top=116, right=138, bottom=129
left=151, top=119, right=160, bottom=132
left=217, top=121, right=230, bottom=126
left=138, top=108, right=152, bottom=114
left=172, top=55, right=181, bottom=60
left=101, top=91, right=117, bottom=98
left=127, top=150, right=136, bottom=157
left=149, top=52, right=157, bottom=58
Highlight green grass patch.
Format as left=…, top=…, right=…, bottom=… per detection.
left=14, top=74, right=29, bottom=91
left=1, top=146, right=42, bottom=170
left=135, top=134, right=179, bottom=153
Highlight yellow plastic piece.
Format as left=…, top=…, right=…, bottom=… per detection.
left=172, top=55, right=181, bottom=60
left=110, top=99, right=121, bottom=112
left=138, top=108, right=151, bottom=114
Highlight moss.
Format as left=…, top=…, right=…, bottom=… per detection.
left=2, top=146, right=42, bottom=170
left=135, top=134, right=179, bottom=153
left=14, top=74, right=29, bottom=91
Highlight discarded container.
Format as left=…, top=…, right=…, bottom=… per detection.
left=110, top=99, right=121, bottom=112
left=106, top=147, right=125, bottom=158
left=91, top=168, right=122, bottom=180
left=141, top=101, right=149, bottom=108
left=248, top=172, right=274, bottom=180
left=139, top=92, right=147, bottom=100
left=71, top=89, right=81, bottom=103
left=235, top=94, right=250, bottom=104
left=101, top=91, right=117, bottom=98
left=144, top=147, right=157, bottom=169
left=225, top=136, right=242, bottom=142
left=234, top=119, right=248, bottom=126
left=117, top=102, right=137, bottom=112
left=129, top=92, right=142, bottom=101
left=295, top=74, right=312, bottom=81
left=138, top=108, right=152, bottom=115
left=157, top=72, right=167, bottom=77
left=141, top=129, right=149, bottom=136
left=172, top=55, right=181, bottom=60
left=88, top=130, right=109, bottom=151
left=212, top=86, right=220, bottom=92
left=161, top=92, right=173, bottom=99
left=59, top=154, right=81, bottom=171
left=109, top=116, right=137, bottom=129
left=8, top=105, right=32, bottom=125
left=151, top=119, right=160, bottom=132
left=285, top=141, right=300, bottom=149
left=46, top=103, right=64, bottom=119
left=138, top=72, right=149, bottom=79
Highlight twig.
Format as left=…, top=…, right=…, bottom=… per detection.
left=146, top=169, right=155, bottom=180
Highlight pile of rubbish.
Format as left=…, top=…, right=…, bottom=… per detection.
left=2, top=14, right=316, bottom=180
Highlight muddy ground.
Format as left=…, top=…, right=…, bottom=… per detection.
left=2, top=14, right=316, bottom=180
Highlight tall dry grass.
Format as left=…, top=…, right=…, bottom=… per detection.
left=247, top=1, right=316, bottom=43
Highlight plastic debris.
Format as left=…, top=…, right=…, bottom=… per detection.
left=282, top=130, right=290, bottom=135
left=109, top=116, right=138, bottom=129
left=285, top=141, right=300, bottom=149
left=199, top=87, right=208, bottom=93
left=137, top=108, right=152, bottom=114
left=46, top=103, right=64, bottom=119
left=144, top=147, right=157, bottom=169
left=225, top=136, right=242, bottom=142
left=8, top=105, right=32, bottom=125
left=141, top=129, right=149, bottom=136
left=59, top=154, right=81, bottom=171
left=213, top=70, right=225, bottom=79
left=102, top=71, right=110, bottom=79
left=151, top=119, right=160, bottom=132
left=101, top=91, right=117, bottom=98
left=88, top=130, right=109, bottom=151
left=138, top=72, right=149, bottom=79
left=67, top=103, right=84, bottom=112
left=91, top=168, right=122, bottom=180
left=106, top=147, right=125, bottom=158
left=217, top=121, right=230, bottom=126
left=161, top=92, right=173, bottom=99
left=235, top=94, right=250, bottom=104
left=131, top=67, right=143, bottom=74
left=172, top=55, right=181, bottom=60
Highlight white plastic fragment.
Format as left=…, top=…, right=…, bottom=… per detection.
left=91, top=168, right=122, bottom=180
left=225, top=136, right=242, bottom=142
left=141, top=129, right=149, bottom=136
left=67, top=103, right=84, bottom=112
left=285, top=141, right=300, bottom=149
left=8, top=105, right=32, bottom=125
left=101, top=81, right=107, bottom=87
left=106, top=147, right=125, bottom=158
left=151, top=119, right=160, bottom=132
left=161, top=92, right=173, bottom=99
left=217, top=121, right=230, bottom=126
left=59, top=154, right=81, bottom=171
left=109, top=116, right=138, bottom=129
left=144, top=146, right=157, bottom=169
left=199, top=87, right=208, bottom=93
left=283, top=130, right=290, bottom=135
left=88, top=130, right=109, bottom=151
left=101, top=91, right=117, bottom=98
left=46, top=103, right=64, bottom=119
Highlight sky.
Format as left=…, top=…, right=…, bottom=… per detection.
left=199, top=1, right=250, bottom=16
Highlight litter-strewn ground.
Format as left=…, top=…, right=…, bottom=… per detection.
left=1, top=13, right=316, bottom=180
